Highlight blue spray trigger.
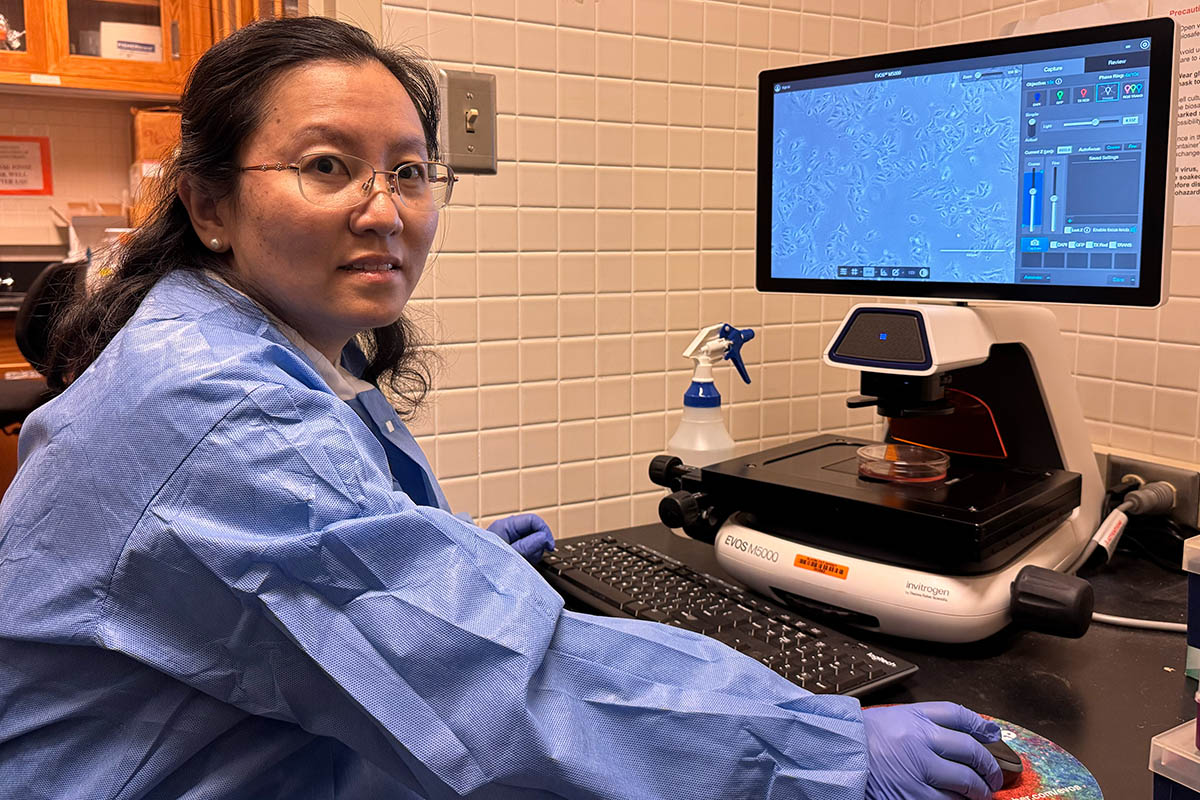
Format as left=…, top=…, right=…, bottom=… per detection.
left=719, top=324, right=755, bottom=384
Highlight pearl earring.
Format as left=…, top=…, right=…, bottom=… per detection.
left=209, top=237, right=222, bottom=251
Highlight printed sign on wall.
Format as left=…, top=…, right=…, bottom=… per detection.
left=0, top=136, right=53, bottom=196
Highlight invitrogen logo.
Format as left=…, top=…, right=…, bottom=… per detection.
left=904, top=580, right=951, bottom=601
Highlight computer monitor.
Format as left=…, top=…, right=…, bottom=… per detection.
left=757, top=18, right=1177, bottom=307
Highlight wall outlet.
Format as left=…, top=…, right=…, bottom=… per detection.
left=1098, top=451, right=1200, bottom=527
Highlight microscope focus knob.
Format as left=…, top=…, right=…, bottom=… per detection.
left=659, top=490, right=703, bottom=529
left=648, top=454, right=688, bottom=488
left=1010, top=565, right=1095, bottom=639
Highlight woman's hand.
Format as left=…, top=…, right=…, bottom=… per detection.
left=863, top=701, right=1003, bottom=800
left=487, top=513, right=556, bottom=563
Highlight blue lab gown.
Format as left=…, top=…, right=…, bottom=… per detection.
left=0, top=271, right=870, bottom=799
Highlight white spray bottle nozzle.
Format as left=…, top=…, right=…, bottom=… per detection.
left=681, top=323, right=755, bottom=386
left=682, top=324, right=726, bottom=368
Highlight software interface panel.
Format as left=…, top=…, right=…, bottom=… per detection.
left=771, top=37, right=1153, bottom=289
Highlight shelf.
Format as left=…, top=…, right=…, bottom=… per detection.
left=0, top=68, right=178, bottom=99
left=87, top=0, right=161, bottom=7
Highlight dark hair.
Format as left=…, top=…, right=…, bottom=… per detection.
left=43, top=16, right=440, bottom=414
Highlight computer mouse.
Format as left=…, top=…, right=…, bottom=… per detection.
left=984, top=737, right=1023, bottom=788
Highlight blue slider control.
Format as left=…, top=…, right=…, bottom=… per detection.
left=719, top=324, right=755, bottom=384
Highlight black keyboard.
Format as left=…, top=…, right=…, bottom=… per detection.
left=539, top=533, right=918, bottom=697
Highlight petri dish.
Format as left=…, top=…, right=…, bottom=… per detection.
left=857, top=443, right=949, bottom=483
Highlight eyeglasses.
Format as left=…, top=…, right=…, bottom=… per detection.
left=239, top=152, right=456, bottom=211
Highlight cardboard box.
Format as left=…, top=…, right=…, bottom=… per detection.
left=131, top=107, right=181, bottom=163
left=129, top=160, right=164, bottom=227
left=99, top=22, right=162, bottom=62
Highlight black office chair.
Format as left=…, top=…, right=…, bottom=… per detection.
left=0, top=259, right=85, bottom=429
left=15, top=258, right=85, bottom=377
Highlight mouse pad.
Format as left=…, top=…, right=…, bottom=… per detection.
left=983, top=715, right=1103, bottom=800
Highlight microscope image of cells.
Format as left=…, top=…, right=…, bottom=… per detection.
left=771, top=72, right=1019, bottom=282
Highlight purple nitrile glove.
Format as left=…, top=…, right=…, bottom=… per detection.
left=863, top=701, right=1003, bottom=800
left=487, top=513, right=556, bottom=563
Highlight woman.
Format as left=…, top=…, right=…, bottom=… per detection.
left=0, top=16, right=1003, bottom=800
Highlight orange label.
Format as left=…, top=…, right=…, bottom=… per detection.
left=793, top=554, right=849, bottom=580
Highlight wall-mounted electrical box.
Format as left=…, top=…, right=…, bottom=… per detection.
left=438, top=69, right=497, bottom=175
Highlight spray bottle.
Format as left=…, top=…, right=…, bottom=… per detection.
left=667, top=323, right=755, bottom=466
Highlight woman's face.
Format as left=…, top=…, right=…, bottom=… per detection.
left=217, top=59, right=438, bottom=361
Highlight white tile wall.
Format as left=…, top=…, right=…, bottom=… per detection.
left=389, top=0, right=914, bottom=536
left=7, top=0, right=1196, bottom=539
left=392, top=0, right=1200, bottom=539
left=0, top=94, right=134, bottom=245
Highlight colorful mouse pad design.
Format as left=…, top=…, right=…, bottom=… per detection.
left=983, top=715, right=1103, bottom=800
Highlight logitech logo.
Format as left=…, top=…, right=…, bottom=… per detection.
left=723, top=534, right=780, bottom=563
left=865, top=652, right=897, bottom=668
left=904, top=581, right=951, bottom=601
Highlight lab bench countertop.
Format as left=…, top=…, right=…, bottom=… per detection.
left=583, top=523, right=1194, bottom=800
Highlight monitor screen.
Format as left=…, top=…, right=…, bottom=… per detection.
left=757, top=18, right=1176, bottom=307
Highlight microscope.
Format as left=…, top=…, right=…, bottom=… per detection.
left=652, top=303, right=1102, bottom=643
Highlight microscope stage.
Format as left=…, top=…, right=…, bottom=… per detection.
left=700, top=434, right=1081, bottom=575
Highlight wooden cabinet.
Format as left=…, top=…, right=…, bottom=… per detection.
left=0, top=0, right=210, bottom=96
left=0, top=0, right=298, bottom=98
left=0, top=0, right=48, bottom=79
